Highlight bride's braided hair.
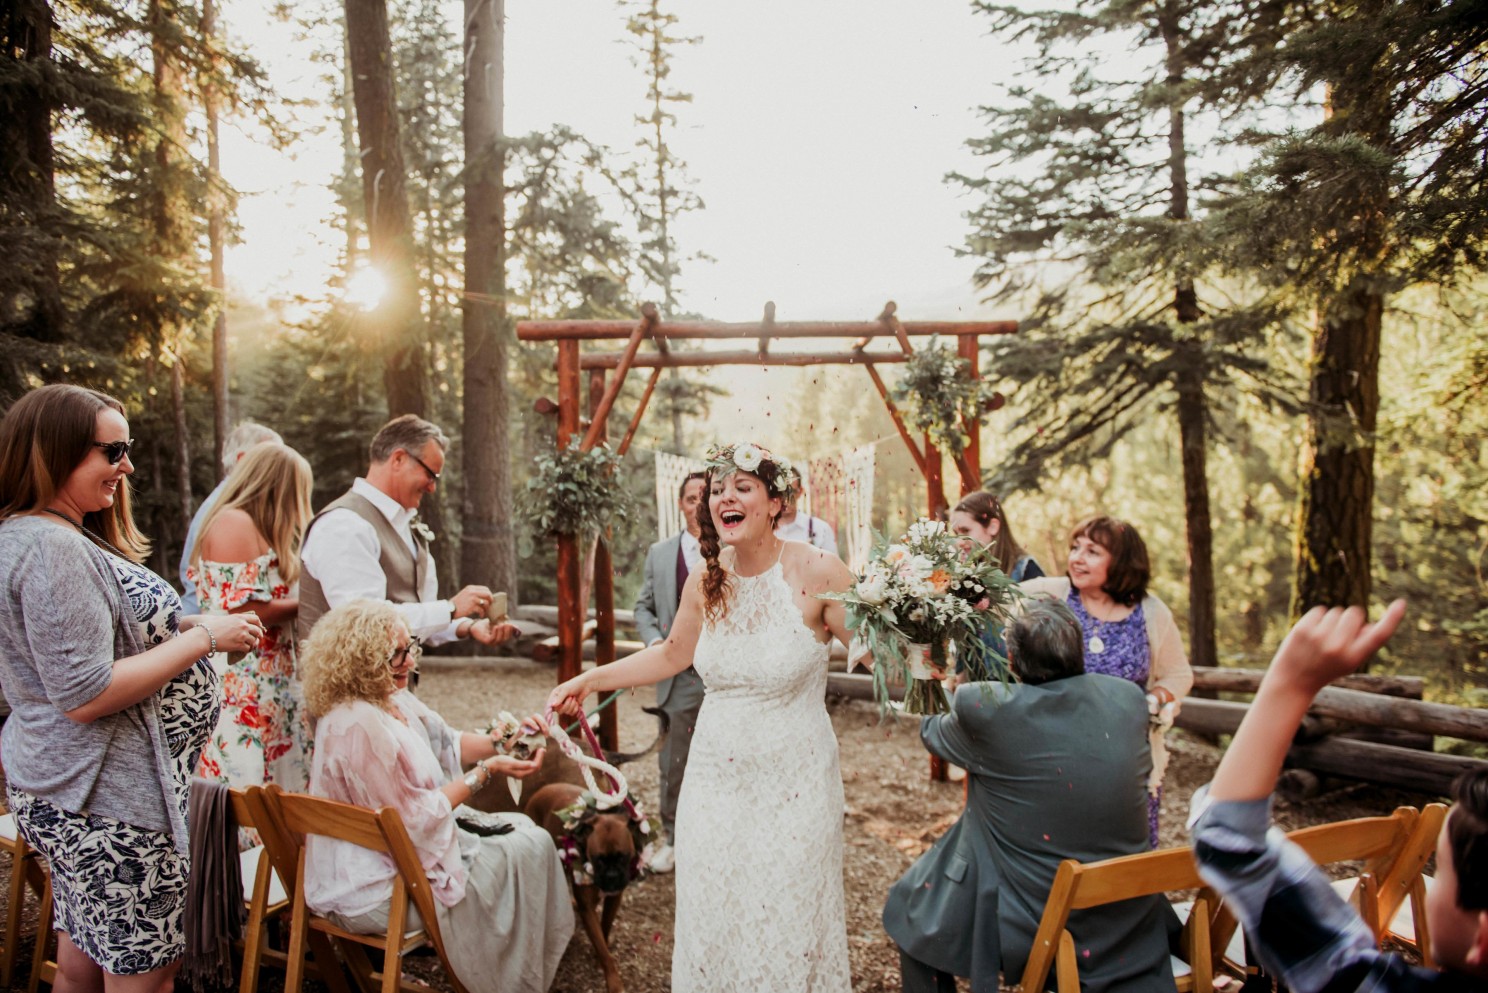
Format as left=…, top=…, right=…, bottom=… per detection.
left=697, top=443, right=797, bottom=624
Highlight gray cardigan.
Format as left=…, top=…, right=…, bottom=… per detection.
left=0, top=516, right=191, bottom=854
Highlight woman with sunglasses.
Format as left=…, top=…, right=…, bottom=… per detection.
left=188, top=442, right=316, bottom=804
left=299, top=600, right=573, bottom=993
left=0, top=384, right=262, bottom=992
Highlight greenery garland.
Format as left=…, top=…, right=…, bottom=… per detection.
left=889, top=336, right=998, bottom=458
left=518, top=439, right=634, bottom=537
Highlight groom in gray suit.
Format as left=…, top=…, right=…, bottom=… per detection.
left=633, top=471, right=708, bottom=873
left=883, top=598, right=1175, bottom=993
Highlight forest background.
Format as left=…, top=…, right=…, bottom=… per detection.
left=2, top=0, right=1485, bottom=717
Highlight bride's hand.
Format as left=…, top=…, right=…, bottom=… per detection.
left=546, top=674, right=590, bottom=719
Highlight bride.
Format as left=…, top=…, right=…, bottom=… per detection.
left=548, top=442, right=860, bottom=991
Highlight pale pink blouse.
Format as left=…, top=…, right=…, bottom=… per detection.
left=304, top=691, right=478, bottom=916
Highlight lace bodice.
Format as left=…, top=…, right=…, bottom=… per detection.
left=672, top=562, right=850, bottom=992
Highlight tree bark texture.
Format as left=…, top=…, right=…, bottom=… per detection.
left=460, top=0, right=515, bottom=600
left=344, top=0, right=427, bottom=419
left=1, top=0, right=63, bottom=343
left=1292, top=281, right=1381, bottom=613
left=203, top=0, right=229, bottom=474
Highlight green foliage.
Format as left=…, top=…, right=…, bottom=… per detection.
left=888, top=338, right=995, bottom=459
left=518, top=441, right=635, bottom=538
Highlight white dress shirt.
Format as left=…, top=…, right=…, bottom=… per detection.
left=680, top=530, right=703, bottom=572
left=775, top=512, right=838, bottom=555
left=300, top=478, right=460, bottom=644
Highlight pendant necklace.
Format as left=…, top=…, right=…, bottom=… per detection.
left=1088, top=620, right=1107, bottom=655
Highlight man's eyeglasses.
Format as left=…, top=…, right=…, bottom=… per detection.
left=406, top=451, right=440, bottom=485
left=388, top=638, right=423, bottom=670
left=93, top=439, right=134, bottom=466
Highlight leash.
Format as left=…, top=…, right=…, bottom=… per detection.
left=543, top=704, right=642, bottom=820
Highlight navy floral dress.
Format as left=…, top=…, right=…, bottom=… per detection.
left=1065, top=589, right=1164, bottom=846
left=7, top=555, right=219, bottom=974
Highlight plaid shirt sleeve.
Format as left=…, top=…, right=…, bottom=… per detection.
left=1188, top=786, right=1458, bottom=993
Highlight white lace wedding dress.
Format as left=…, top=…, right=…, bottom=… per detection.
left=671, top=560, right=852, bottom=992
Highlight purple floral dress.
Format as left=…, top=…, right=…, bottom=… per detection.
left=1066, top=590, right=1163, bottom=846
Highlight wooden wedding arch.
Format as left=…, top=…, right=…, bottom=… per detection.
left=516, top=302, right=1017, bottom=754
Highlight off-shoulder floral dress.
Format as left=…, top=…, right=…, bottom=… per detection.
left=190, top=551, right=311, bottom=799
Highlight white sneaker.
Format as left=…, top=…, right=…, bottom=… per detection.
left=648, top=842, right=676, bottom=874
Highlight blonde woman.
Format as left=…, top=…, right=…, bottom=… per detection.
left=190, top=442, right=315, bottom=795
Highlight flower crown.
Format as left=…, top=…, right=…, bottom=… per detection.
left=703, top=442, right=797, bottom=501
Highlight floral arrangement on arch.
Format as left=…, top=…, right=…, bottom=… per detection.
left=888, top=336, right=1001, bottom=458
left=824, top=518, right=1021, bottom=715
left=518, top=439, right=634, bottom=537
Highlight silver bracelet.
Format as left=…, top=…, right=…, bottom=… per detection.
left=200, top=624, right=217, bottom=656
left=463, top=762, right=490, bottom=793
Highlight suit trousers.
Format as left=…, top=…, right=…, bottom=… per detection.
left=899, top=949, right=959, bottom=993
left=658, top=666, right=706, bottom=842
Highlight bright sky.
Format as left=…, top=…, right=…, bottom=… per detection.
left=221, top=0, right=1024, bottom=325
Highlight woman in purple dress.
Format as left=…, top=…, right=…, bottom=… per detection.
left=1022, top=516, right=1191, bottom=845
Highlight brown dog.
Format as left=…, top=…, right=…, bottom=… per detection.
left=465, top=707, right=667, bottom=993
left=526, top=782, right=635, bottom=993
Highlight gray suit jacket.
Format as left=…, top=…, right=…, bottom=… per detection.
left=633, top=534, right=686, bottom=707
left=883, top=674, right=1174, bottom=993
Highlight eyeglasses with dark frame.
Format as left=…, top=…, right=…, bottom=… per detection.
left=387, top=637, right=423, bottom=670
left=94, top=439, right=135, bottom=466
left=405, top=450, right=441, bottom=485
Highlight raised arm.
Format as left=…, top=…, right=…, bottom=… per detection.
left=1209, top=600, right=1406, bottom=803
left=548, top=570, right=706, bottom=715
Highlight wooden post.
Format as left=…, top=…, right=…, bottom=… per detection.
left=589, top=368, right=619, bottom=753
left=862, top=363, right=929, bottom=476
left=556, top=340, right=583, bottom=685
left=617, top=367, right=662, bottom=457
left=580, top=303, right=656, bottom=451
left=957, top=334, right=982, bottom=494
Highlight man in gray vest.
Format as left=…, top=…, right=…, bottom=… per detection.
left=632, top=470, right=707, bottom=874
left=883, top=597, right=1174, bottom=993
left=297, top=415, right=514, bottom=649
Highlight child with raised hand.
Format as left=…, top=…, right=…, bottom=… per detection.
left=1190, top=600, right=1488, bottom=992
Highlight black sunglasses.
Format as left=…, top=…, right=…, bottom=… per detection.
left=407, top=452, right=440, bottom=485
left=93, top=439, right=135, bottom=465
left=387, top=637, right=423, bottom=669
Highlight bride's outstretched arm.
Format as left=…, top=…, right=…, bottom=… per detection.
left=547, top=571, right=706, bottom=716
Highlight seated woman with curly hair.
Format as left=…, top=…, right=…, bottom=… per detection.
left=299, top=600, right=574, bottom=993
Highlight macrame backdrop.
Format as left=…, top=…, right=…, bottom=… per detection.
left=654, top=451, right=707, bottom=541
left=805, top=443, right=877, bottom=574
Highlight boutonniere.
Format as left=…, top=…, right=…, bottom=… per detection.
left=410, top=518, right=436, bottom=544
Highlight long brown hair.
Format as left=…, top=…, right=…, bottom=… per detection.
left=952, top=490, right=1027, bottom=576
left=696, top=460, right=792, bottom=624
left=0, top=384, right=149, bottom=562
left=191, top=442, right=314, bottom=582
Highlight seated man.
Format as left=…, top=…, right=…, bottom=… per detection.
left=884, top=597, right=1176, bottom=993
left=1191, top=600, right=1487, bottom=992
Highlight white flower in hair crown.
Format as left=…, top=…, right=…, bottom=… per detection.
left=704, top=443, right=797, bottom=499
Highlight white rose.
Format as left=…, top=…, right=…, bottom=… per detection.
left=857, top=569, right=889, bottom=605
left=908, top=554, right=935, bottom=579
left=884, top=545, right=910, bottom=566
left=733, top=444, right=763, bottom=472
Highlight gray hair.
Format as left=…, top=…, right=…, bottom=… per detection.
left=369, top=415, right=448, bottom=464
left=1006, top=596, right=1084, bottom=685
left=222, top=422, right=283, bottom=474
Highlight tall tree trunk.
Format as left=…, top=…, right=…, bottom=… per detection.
left=1292, top=281, right=1381, bottom=613
left=1160, top=4, right=1217, bottom=668
left=1, top=0, right=63, bottom=343
left=338, top=20, right=362, bottom=270
left=344, top=0, right=427, bottom=418
left=203, top=0, right=229, bottom=475
left=460, top=0, right=515, bottom=601
left=1291, top=65, right=1389, bottom=619
left=149, top=0, right=192, bottom=544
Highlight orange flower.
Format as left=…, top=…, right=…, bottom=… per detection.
left=929, top=569, right=952, bottom=594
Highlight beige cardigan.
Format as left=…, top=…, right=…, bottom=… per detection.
left=1018, top=576, right=1193, bottom=793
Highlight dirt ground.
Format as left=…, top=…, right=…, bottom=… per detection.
left=0, top=655, right=1438, bottom=993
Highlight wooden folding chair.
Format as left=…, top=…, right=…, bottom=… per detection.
left=1, top=811, right=46, bottom=988
left=1020, top=845, right=1214, bottom=993
left=250, top=784, right=469, bottom=993
left=1207, top=806, right=1421, bottom=975
left=228, top=787, right=294, bottom=993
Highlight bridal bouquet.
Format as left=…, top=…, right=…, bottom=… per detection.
left=825, top=518, right=1020, bottom=715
